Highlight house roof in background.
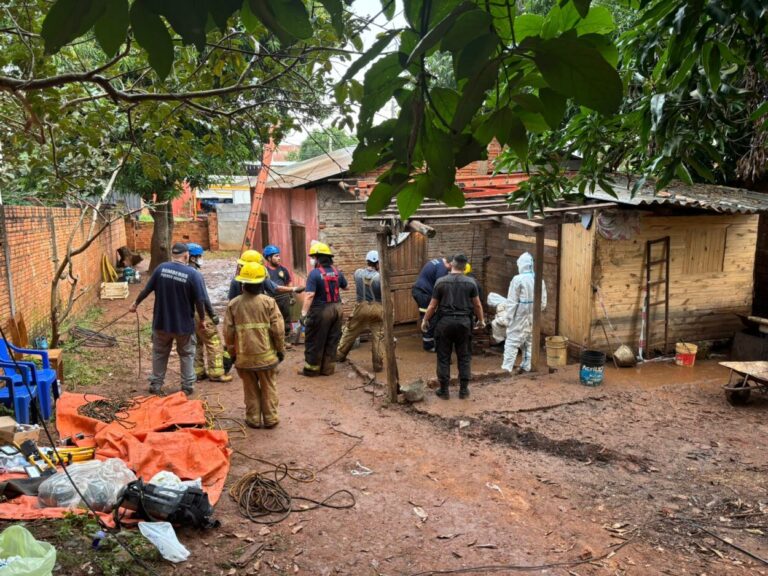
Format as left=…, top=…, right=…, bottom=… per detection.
left=265, top=147, right=354, bottom=189
left=587, top=179, right=768, bottom=214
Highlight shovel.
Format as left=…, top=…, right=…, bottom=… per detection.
left=593, top=285, right=636, bottom=368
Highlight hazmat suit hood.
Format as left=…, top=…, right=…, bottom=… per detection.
left=517, top=252, right=533, bottom=274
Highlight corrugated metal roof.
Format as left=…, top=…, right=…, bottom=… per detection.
left=265, top=147, right=354, bottom=189
left=586, top=179, right=768, bottom=214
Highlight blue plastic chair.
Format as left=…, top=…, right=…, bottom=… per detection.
left=0, top=341, right=56, bottom=420
left=0, top=372, right=37, bottom=425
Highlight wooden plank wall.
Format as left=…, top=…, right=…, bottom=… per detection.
left=754, top=214, right=768, bottom=317
left=558, top=222, right=596, bottom=349
left=589, top=212, right=759, bottom=353
left=485, top=222, right=559, bottom=336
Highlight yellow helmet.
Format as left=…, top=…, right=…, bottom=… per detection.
left=238, top=249, right=263, bottom=266
left=235, top=261, right=268, bottom=284
left=464, top=263, right=472, bottom=275
left=309, top=242, right=333, bottom=256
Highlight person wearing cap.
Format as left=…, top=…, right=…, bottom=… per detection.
left=227, top=250, right=281, bottom=302
left=186, top=243, right=232, bottom=383
left=421, top=253, right=485, bottom=400
left=129, top=242, right=208, bottom=396
left=336, top=250, right=384, bottom=372
left=412, top=256, right=451, bottom=351
left=298, top=242, right=348, bottom=377
left=263, top=244, right=305, bottom=341
left=224, top=261, right=286, bottom=429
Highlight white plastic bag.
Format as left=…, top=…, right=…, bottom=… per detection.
left=138, top=522, right=190, bottom=563
left=487, top=292, right=507, bottom=309
left=149, top=471, right=202, bottom=490
left=38, top=458, right=136, bottom=512
left=0, top=525, right=56, bottom=576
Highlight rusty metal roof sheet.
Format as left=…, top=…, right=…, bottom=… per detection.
left=586, top=179, right=768, bottom=214
left=265, top=146, right=354, bottom=189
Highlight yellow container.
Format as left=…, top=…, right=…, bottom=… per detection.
left=545, top=336, right=569, bottom=367
left=675, top=342, right=698, bottom=367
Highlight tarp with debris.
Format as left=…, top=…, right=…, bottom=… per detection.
left=0, top=392, right=230, bottom=523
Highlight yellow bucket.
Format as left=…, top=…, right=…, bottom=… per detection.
left=545, top=336, right=569, bottom=368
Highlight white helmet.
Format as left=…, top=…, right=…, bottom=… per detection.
left=366, top=250, right=380, bottom=263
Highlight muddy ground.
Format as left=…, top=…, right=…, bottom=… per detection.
left=13, top=255, right=768, bottom=575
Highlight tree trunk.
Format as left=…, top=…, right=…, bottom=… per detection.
left=149, top=202, right=173, bottom=272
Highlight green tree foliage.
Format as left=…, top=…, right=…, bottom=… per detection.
left=500, top=0, right=768, bottom=215
left=294, top=127, right=358, bottom=161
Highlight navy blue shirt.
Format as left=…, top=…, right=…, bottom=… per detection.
left=267, top=264, right=291, bottom=287
left=413, top=259, right=449, bottom=294
left=306, top=266, right=348, bottom=307
left=228, top=276, right=279, bottom=301
left=136, top=261, right=206, bottom=334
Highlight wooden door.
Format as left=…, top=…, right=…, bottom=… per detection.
left=387, top=233, right=427, bottom=324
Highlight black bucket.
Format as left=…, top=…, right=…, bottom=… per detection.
left=580, top=350, right=606, bottom=386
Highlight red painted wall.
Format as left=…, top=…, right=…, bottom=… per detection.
left=258, top=187, right=318, bottom=282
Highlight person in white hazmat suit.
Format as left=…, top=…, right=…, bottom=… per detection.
left=502, top=252, right=547, bottom=373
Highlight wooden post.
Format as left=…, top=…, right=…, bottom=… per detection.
left=377, top=230, right=399, bottom=402
left=532, top=226, right=545, bottom=371
left=406, top=219, right=436, bottom=238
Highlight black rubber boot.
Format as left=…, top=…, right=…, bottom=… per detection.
left=459, top=381, right=470, bottom=399
left=435, top=381, right=450, bottom=399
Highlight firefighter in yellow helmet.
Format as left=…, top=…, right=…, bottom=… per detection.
left=224, top=261, right=286, bottom=429
left=298, top=242, right=348, bottom=377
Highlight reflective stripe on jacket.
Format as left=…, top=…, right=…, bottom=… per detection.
left=224, top=292, right=285, bottom=370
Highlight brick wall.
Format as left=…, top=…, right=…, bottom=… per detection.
left=125, top=213, right=219, bottom=252
left=316, top=184, right=491, bottom=317
left=0, top=205, right=126, bottom=336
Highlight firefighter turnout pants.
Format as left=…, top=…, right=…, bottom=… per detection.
left=412, top=286, right=436, bottom=351
left=237, top=367, right=279, bottom=427
left=435, top=315, right=472, bottom=385
left=337, top=301, right=384, bottom=371
left=303, top=303, right=343, bottom=376
left=195, top=320, right=226, bottom=378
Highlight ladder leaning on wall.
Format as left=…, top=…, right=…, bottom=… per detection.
left=240, top=135, right=276, bottom=254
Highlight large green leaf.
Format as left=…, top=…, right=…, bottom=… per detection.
left=247, top=0, right=298, bottom=45
left=350, top=142, right=386, bottom=172
left=207, top=0, right=241, bottom=30
left=455, top=33, right=499, bottom=80
left=380, top=0, right=396, bottom=20
left=539, top=87, right=567, bottom=128
left=270, top=0, right=313, bottom=40
left=513, top=14, right=544, bottom=43
left=317, top=0, right=344, bottom=36
left=702, top=42, right=721, bottom=92
left=451, top=58, right=500, bottom=131
left=42, top=0, right=107, bottom=54
left=442, top=184, right=465, bottom=208
left=424, top=121, right=455, bottom=186
left=131, top=0, right=174, bottom=79
left=441, top=9, right=493, bottom=54
left=240, top=1, right=263, bottom=35
left=575, top=6, right=614, bottom=36
left=571, top=0, right=592, bottom=19
left=366, top=182, right=395, bottom=215
left=407, top=2, right=475, bottom=65
left=397, top=178, right=425, bottom=219
left=360, top=54, right=407, bottom=129
left=429, top=87, right=460, bottom=127
left=94, top=0, right=129, bottom=57
left=340, top=29, right=399, bottom=83
left=532, top=36, right=622, bottom=114
left=154, top=0, right=208, bottom=50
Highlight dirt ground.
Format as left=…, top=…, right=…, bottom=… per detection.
left=14, top=255, right=768, bottom=576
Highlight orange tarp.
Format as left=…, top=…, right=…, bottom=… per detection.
left=0, top=392, right=230, bottom=522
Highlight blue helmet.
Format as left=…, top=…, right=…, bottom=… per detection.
left=187, top=243, right=204, bottom=257
left=263, top=244, right=280, bottom=258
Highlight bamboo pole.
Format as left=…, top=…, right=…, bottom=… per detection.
left=377, top=231, right=399, bottom=402
left=532, top=227, right=545, bottom=371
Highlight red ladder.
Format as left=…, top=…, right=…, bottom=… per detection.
left=241, top=135, right=276, bottom=253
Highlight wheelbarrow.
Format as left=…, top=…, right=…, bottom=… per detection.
left=719, top=361, right=768, bottom=405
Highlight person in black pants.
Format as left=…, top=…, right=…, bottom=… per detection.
left=421, top=254, right=485, bottom=400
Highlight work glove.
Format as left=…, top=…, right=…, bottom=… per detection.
left=211, top=315, right=220, bottom=325
left=277, top=351, right=285, bottom=363
left=293, top=286, right=306, bottom=294
left=299, top=314, right=308, bottom=327
left=421, top=319, right=430, bottom=333
left=474, top=319, right=487, bottom=331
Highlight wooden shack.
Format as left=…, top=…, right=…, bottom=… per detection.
left=558, top=183, right=767, bottom=356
